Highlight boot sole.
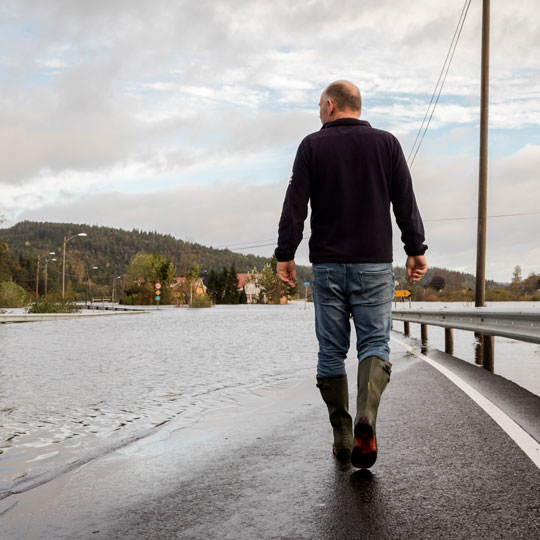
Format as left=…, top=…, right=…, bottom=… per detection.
left=351, top=423, right=377, bottom=468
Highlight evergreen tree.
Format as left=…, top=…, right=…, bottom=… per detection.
left=239, top=288, right=248, bottom=304
left=223, top=263, right=239, bottom=304
left=207, top=268, right=217, bottom=303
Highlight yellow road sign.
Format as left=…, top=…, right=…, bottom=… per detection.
left=394, top=290, right=411, bottom=298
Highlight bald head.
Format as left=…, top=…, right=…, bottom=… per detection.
left=324, top=81, right=362, bottom=112
left=319, top=80, right=361, bottom=124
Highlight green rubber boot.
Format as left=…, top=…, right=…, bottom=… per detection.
left=316, top=375, right=354, bottom=460
left=351, top=356, right=392, bottom=469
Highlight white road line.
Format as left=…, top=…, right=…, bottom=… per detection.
left=391, top=336, right=540, bottom=469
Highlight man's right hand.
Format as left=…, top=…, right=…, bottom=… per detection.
left=406, top=255, right=427, bottom=283
left=277, top=260, right=297, bottom=287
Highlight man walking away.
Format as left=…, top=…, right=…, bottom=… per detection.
left=275, top=80, right=427, bottom=468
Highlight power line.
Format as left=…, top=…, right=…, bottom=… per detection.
left=221, top=211, right=540, bottom=252
left=407, top=0, right=472, bottom=169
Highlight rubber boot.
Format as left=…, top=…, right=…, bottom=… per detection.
left=351, top=356, right=392, bottom=468
left=316, top=375, right=354, bottom=460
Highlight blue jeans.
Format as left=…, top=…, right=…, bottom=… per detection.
left=312, top=263, right=394, bottom=378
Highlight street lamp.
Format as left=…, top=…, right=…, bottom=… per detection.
left=112, top=275, right=124, bottom=304
left=86, top=266, right=98, bottom=305
left=43, top=252, right=56, bottom=296
left=62, top=233, right=87, bottom=299
left=35, top=251, right=56, bottom=298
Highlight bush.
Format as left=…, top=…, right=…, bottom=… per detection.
left=485, top=289, right=510, bottom=301
left=0, top=281, right=29, bottom=308
left=190, top=294, right=212, bottom=308
left=28, top=293, right=79, bottom=313
left=120, top=295, right=139, bottom=305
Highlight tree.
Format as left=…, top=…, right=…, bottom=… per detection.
left=0, top=242, right=14, bottom=282
left=521, top=273, right=540, bottom=295
left=207, top=268, right=218, bottom=303
left=223, top=263, right=239, bottom=304
left=124, top=252, right=176, bottom=304
left=259, top=261, right=289, bottom=304
left=239, top=288, right=248, bottom=304
left=428, top=275, right=445, bottom=292
left=185, top=263, right=200, bottom=305
left=0, top=281, right=29, bottom=308
left=512, top=265, right=522, bottom=284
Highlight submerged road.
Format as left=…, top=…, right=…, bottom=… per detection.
left=2, top=334, right=540, bottom=539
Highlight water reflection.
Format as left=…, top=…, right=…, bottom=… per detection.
left=315, top=464, right=390, bottom=538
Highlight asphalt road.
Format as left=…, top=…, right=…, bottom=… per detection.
left=3, top=336, right=540, bottom=539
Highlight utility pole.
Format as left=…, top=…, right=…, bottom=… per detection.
left=35, top=255, right=41, bottom=298
left=475, top=0, right=490, bottom=307
left=475, top=0, right=494, bottom=370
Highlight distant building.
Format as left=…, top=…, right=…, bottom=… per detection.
left=237, top=272, right=262, bottom=304
left=171, top=276, right=207, bottom=304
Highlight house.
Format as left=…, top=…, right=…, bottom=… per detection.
left=171, top=276, right=207, bottom=304
left=237, top=272, right=262, bottom=304
left=171, top=276, right=207, bottom=295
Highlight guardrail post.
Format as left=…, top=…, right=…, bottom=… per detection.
left=421, top=324, right=428, bottom=344
left=474, top=332, right=483, bottom=365
left=404, top=321, right=410, bottom=336
left=420, top=323, right=428, bottom=354
left=445, top=328, right=454, bottom=355
left=483, top=335, right=494, bottom=372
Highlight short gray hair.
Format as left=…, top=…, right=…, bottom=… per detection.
left=324, top=81, right=362, bottom=112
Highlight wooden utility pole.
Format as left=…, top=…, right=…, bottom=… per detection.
left=475, top=0, right=490, bottom=308
left=35, top=255, right=41, bottom=298
left=475, top=0, right=494, bottom=369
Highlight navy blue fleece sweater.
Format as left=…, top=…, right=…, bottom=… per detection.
left=275, top=118, right=427, bottom=263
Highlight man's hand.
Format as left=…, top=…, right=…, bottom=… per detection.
left=277, top=260, right=297, bottom=287
left=406, top=255, right=427, bottom=283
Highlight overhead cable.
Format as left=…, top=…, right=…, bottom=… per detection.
left=407, top=0, right=472, bottom=169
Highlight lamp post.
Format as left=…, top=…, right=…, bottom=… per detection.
left=43, top=252, right=56, bottom=296
left=62, top=233, right=87, bottom=299
left=35, top=251, right=56, bottom=298
left=86, top=266, right=98, bottom=305
left=112, top=275, right=124, bottom=304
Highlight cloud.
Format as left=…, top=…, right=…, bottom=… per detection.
left=2, top=0, right=539, bottom=282
left=12, top=144, right=540, bottom=282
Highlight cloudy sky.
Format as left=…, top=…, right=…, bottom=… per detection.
left=1, top=0, right=539, bottom=282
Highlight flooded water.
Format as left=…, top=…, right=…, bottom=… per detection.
left=1, top=302, right=539, bottom=497
left=393, top=301, right=540, bottom=397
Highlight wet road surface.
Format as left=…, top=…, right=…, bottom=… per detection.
left=2, top=338, right=540, bottom=539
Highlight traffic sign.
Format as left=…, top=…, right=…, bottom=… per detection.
left=155, top=290, right=161, bottom=296
left=395, top=290, right=411, bottom=298
left=155, top=283, right=162, bottom=290
left=304, top=282, right=310, bottom=286
left=155, top=295, right=161, bottom=301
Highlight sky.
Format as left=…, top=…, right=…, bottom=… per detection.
left=1, top=0, right=539, bottom=283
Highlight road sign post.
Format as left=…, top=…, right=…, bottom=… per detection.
left=394, top=289, right=412, bottom=307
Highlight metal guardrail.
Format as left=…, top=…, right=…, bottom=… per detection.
left=392, top=309, right=540, bottom=345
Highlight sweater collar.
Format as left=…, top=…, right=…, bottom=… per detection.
left=321, top=118, right=371, bottom=130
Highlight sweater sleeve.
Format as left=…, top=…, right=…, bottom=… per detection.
left=274, top=139, right=311, bottom=262
left=390, top=138, right=428, bottom=256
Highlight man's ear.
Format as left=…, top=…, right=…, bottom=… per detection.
left=327, top=99, right=335, bottom=115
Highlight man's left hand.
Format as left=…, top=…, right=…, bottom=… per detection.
left=277, top=260, right=297, bottom=287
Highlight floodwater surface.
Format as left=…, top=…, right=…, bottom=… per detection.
left=1, top=302, right=538, bottom=497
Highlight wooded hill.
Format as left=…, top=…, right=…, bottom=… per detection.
left=1, top=220, right=520, bottom=303
left=0, top=221, right=311, bottom=294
